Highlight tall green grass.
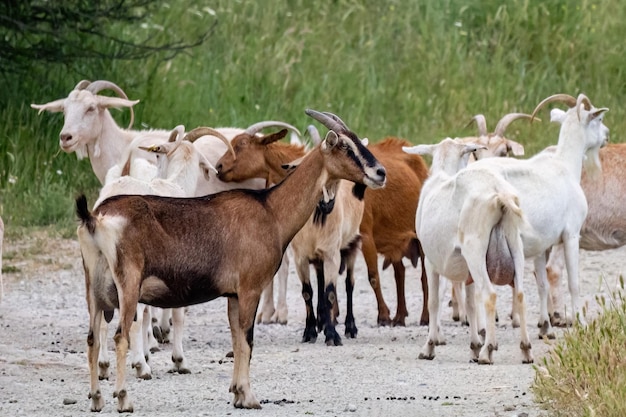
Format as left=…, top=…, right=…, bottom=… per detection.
left=1, top=0, right=625, bottom=229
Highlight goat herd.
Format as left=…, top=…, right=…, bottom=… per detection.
left=26, top=80, right=619, bottom=412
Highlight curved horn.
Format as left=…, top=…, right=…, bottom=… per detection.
left=576, top=93, right=593, bottom=120
left=243, top=121, right=301, bottom=138
left=306, top=125, right=322, bottom=146
left=168, top=125, right=185, bottom=143
left=184, top=127, right=235, bottom=159
left=493, top=113, right=534, bottom=137
left=305, top=109, right=345, bottom=133
left=74, top=80, right=92, bottom=90
left=530, top=94, right=577, bottom=122
left=322, top=111, right=350, bottom=131
left=86, top=80, right=135, bottom=129
left=466, top=114, right=488, bottom=137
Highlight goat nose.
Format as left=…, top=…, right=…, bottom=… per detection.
left=377, top=167, right=386, bottom=179
left=60, top=133, right=72, bottom=143
left=215, top=163, right=223, bottom=173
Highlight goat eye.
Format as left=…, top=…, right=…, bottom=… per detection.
left=86, top=106, right=96, bottom=113
left=340, top=142, right=349, bottom=150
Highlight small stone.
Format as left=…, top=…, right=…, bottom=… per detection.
left=63, top=398, right=77, bottom=405
left=347, top=404, right=357, bottom=412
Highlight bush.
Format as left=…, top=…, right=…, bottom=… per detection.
left=532, top=278, right=626, bottom=417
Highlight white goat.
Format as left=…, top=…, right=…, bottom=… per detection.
left=450, top=113, right=531, bottom=326
left=466, top=93, right=609, bottom=338
left=75, top=109, right=386, bottom=412
left=93, top=126, right=229, bottom=381
left=30, top=79, right=265, bottom=193
left=404, top=138, right=532, bottom=364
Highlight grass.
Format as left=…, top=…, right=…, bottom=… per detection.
left=2, top=0, right=625, bottom=228
left=532, top=278, right=626, bottom=417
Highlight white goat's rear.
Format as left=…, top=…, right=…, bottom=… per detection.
left=404, top=138, right=532, bottom=364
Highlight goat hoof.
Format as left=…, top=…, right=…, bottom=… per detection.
left=344, top=324, right=358, bottom=339
left=392, top=315, right=407, bottom=327
left=153, top=326, right=164, bottom=344
left=325, top=330, right=343, bottom=346
left=377, top=316, right=392, bottom=327
left=418, top=352, right=435, bottom=360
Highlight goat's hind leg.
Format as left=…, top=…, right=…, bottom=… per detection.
left=419, top=264, right=443, bottom=360
left=87, top=305, right=105, bottom=412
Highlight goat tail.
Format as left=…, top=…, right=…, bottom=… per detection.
left=76, top=194, right=96, bottom=234
left=496, top=192, right=527, bottom=238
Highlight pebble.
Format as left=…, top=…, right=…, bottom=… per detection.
left=347, top=403, right=357, bottom=412
left=63, top=398, right=77, bottom=405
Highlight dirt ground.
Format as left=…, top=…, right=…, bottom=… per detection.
left=0, top=230, right=624, bottom=417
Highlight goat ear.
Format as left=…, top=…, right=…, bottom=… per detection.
left=322, top=131, right=339, bottom=152
left=260, top=129, right=289, bottom=145
left=281, top=155, right=306, bottom=171
left=96, top=96, right=140, bottom=110
left=463, top=144, right=487, bottom=155
left=402, top=144, right=434, bottom=156
left=31, top=99, right=66, bottom=114
left=589, top=107, right=609, bottom=122
left=549, top=108, right=567, bottom=124
left=138, top=144, right=172, bottom=154
left=506, top=140, right=525, bottom=156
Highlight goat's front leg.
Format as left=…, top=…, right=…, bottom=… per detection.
left=130, top=304, right=151, bottom=380
left=97, top=315, right=110, bottom=380
left=361, top=233, right=392, bottom=325
left=169, top=307, right=190, bottom=374
left=344, top=256, right=358, bottom=339
left=88, top=305, right=105, bottom=412
left=256, top=279, right=276, bottom=324
left=563, top=236, right=583, bottom=326
left=272, top=250, right=290, bottom=324
left=113, top=286, right=139, bottom=413
left=533, top=256, right=556, bottom=339
left=296, top=259, right=317, bottom=343
left=228, top=295, right=261, bottom=409
left=322, top=255, right=342, bottom=346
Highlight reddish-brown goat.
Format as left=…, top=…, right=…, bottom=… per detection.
left=362, top=138, right=430, bottom=326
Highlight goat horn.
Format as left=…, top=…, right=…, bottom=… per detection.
left=576, top=94, right=593, bottom=120
left=466, top=114, right=488, bottom=137
left=305, top=109, right=346, bottom=133
left=184, top=127, right=235, bottom=159
left=74, top=80, right=92, bottom=90
left=494, top=113, right=534, bottom=137
left=168, top=125, right=185, bottom=143
left=306, top=125, right=322, bottom=146
left=321, top=111, right=350, bottom=131
left=530, top=93, right=577, bottom=122
left=243, top=121, right=301, bottom=138
left=86, top=80, right=135, bottom=129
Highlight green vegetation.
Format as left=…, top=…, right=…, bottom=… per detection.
left=532, top=279, right=626, bottom=417
left=1, top=0, right=624, bottom=230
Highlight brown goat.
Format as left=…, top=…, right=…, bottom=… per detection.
left=360, top=138, right=430, bottom=326
left=216, top=125, right=365, bottom=345
left=75, top=109, right=386, bottom=412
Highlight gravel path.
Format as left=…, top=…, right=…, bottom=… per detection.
left=0, top=231, right=623, bottom=417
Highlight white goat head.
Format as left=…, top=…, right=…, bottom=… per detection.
left=531, top=93, right=609, bottom=177
left=403, top=138, right=486, bottom=176
left=462, top=113, right=530, bottom=159
left=31, top=80, right=139, bottom=158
